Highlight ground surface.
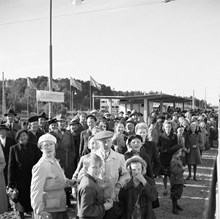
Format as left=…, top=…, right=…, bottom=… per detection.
left=1, top=143, right=218, bottom=219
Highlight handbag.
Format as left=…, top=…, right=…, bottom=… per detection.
left=6, top=186, right=19, bottom=203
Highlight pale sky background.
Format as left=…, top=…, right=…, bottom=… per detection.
left=0, top=0, right=220, bottom=106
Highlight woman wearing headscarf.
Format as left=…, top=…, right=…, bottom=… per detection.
left=8, top=129, right=41, bottom=218
left=31, top=133, right=75, bottom=219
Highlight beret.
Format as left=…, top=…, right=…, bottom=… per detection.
left=0, top=124, right=9, bottom=131
left=38, top=133, right=57, bottom=144
left=93, top=130, right=114, bottom=141
left=86, top=114, right=97, bottom=122
left=125, top=155, right=147, bottom=169
left=127, top=134, right=143, bottom=145
left=28, top=115, right=39, bottom=123
left=15, top=129, right=28, bottom=141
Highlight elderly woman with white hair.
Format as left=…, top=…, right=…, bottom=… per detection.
left=31, top=133, right=75, bottom=219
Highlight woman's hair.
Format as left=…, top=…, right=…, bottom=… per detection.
left=83, top=153, right=103, bottom=171
left=135, top=122, right=148, bottom=133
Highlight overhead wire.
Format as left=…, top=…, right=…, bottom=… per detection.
left=0, top=0, right=163, bottom=26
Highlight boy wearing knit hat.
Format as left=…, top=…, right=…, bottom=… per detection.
left=119, top=155, right=158, bottom=219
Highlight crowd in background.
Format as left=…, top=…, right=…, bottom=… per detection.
left=0, top=106, right=218, bottom=218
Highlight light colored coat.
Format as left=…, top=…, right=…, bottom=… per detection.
left=31, top=156, right=68, bottom=218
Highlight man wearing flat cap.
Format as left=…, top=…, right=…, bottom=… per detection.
left=4, top=108, right=21, bottom=140
left=94, top=131, right=130, bottom=200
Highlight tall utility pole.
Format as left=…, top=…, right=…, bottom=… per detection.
left=2, top=72, right=6, bottom=118
left=48, top=0, right=53, bottom=119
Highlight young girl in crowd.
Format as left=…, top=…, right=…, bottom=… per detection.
left=112, top=122, right=126, bottom=154
left=170, top=145, right=185, bottom=215
left=119, top=155, right=158, bottom=219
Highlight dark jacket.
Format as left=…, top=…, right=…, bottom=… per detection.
left=52, top=129, right=76, bottom=178
left=77, top=173, right=105, bottom=219
left=157, top=132, right=178, bottom=166
left=142, top=140, right=161, bottom=177
left=0, top=136, right=16, bottom=184
left=170, top=156, right=184, bottom=186
left=119, top=176, right=158, bottom=219
left=8, top=142, right=41, bottom=211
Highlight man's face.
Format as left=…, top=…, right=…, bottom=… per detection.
left=98, top=138, right=112, bottom=152
left=30, top=121, right=39, bottom=132
left=38, top=118, right=46, bottom=127
left=7, top=114, right=14, bottom=123
left=58, top=120, right=66, bottom=129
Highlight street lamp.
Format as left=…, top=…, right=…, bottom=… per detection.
left=48, top=0, right=84, bottom=119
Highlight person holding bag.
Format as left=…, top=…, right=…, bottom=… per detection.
left=31, top=133, right=75, bottom=219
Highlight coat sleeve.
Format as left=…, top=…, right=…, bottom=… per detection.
left=143, top=177, right=158, bottom=202
left=7, top=147, right=16, bottom=188
left=151, top=142, right=161, bottom=176
left=117, top=155, right=130, bottom=187
left=31, top=161, right=48, bottom=215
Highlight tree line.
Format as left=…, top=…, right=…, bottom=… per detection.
left=0, top=76, right=209, bottom=117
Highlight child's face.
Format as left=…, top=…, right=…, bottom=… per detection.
left=177, top=127, right=184, bottom=135
left=87, top=162, right=102, bottom=179
left=174, top=149, right=182, bottom=158
left=88, top=138, right=99, bottom=152
left=129, top=138, right=142, bottom=152
left=136, top=128, right=147, bottom=141
left=130, top=162, right=142, bottom=177
left=126, top=123, right=134, bottom=132
left=116, top=123, right=125, bottom=134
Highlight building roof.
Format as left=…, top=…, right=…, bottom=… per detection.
left=94, top=93, right=192, bottom=104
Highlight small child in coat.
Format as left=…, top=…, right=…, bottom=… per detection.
left=119, top=155, right=158, bottom=219
left=170, top=145, right=185, bottom=215
left=77, top=153, right=113, bottom=219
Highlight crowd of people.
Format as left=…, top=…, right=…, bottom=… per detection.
left=0, top=106, right=218, bottom=219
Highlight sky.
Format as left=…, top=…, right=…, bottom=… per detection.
left=0, top=0, right=220, bottom=106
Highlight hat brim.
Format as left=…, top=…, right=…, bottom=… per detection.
left=4, top=113, right=17, bottom=116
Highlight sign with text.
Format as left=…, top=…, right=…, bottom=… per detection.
left=36, top=90, right=64, bottom=103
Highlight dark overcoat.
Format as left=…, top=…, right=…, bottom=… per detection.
left=119, top=176, right=158, bottom=219
left=8, top=142, right=41, bottom=212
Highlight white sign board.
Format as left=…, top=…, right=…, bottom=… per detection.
left=36, top=90, right=64, bottom=103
